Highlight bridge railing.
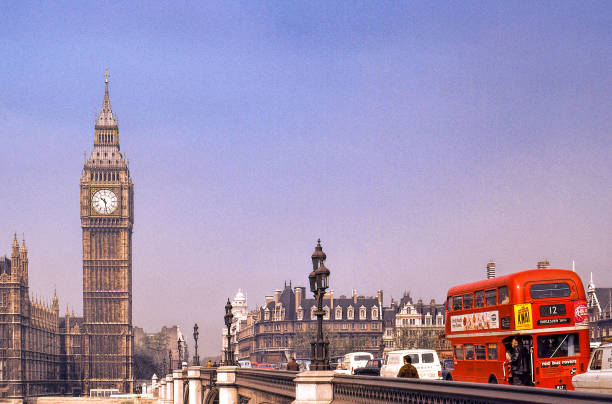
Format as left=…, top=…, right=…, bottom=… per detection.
left=151, top=366, right=612, bottom=404
left=332, top=374, right=612, bottom=404
left=234, top=368, right=296, bottom=401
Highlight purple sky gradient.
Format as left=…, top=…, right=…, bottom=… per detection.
left=1, top=2, right=612, bottom=355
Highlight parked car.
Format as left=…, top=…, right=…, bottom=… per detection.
left=353, top=358, right=384, bottom=376
left=572, top=342, right=612, bottom=393
left=441, top=358, right=453, bottom=381
left=380, top=349, right=442, bottom=380
left=238, top=359, right=252, bottom=368
left=341, top=352, right=374, bottom=375
left=255, top=363, right=275, bottom=370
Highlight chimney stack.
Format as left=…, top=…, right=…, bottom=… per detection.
left=486, top=262, right=496, bottom=279
left=294, top=287, right=302, bottom=312
left=265, top=295, right=273, bottom=305
left=352, top=289, right=358, bottom=304
left=537, top=260, right=550, bottom=269
left=274, top=289, right=281, bottom=304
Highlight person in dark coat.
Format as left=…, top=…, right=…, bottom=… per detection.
left=286, top=357, right=300, bottom=371
left=506, top=337, right=531, bottom=385
left=397, top=355, right=419, bottom=378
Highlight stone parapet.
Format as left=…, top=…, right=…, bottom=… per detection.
left=292, top=371, right=335, bottom=404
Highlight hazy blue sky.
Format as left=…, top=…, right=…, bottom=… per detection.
left=1, top=1, right=611, bottom=355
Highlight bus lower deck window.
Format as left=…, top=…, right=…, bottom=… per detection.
left=454, top=345, right=464, bottom=360
left=487, top=343, right=498, bottom=360
left=465, top=344, right=475, bottom=360
left=475, top=345, right=486, bottom=360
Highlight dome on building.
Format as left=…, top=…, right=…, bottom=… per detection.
left=233, top=288, right=247, bottom=305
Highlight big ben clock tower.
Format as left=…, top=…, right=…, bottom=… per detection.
left=80, top=72, right=134, bottom=392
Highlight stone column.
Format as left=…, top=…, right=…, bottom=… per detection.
left=159, top=379, right=166, bottom=402
left=216, top=366, right=239, bottom=404
left=152, top=374, right=159, bottom=398
left=188, top=366, right=204, bottom=404
left=166, top=375, right=174, bottom=404
left=173, top=370, right=185, bottom=404
left=292, top=371, right=335, bottom=404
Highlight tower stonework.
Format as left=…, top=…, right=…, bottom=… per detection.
left=80, top=75, right=134, bottom=393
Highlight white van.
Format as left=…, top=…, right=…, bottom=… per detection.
left=572, top=342, right=612, bottom=393
left=340, top=352, right=374, bottom=374
left=380, top=349, right=442, bottom=379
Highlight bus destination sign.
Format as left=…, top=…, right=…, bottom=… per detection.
left=537, top=318, right=570, bottom=326
left=539, top=304, right=566, bottom=317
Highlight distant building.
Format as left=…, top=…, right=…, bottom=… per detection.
left=222, top=289, right=249, bottom=362
left=235, top=282, right=384, bottom=364
left=134, top=325, right=189, bottom=375
left=586, top=273, right=612, bottom=342
left=390, top=292, right=450, bottom=353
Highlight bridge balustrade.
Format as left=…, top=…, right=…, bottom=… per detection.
left=150, top=366, right=612, bottom=404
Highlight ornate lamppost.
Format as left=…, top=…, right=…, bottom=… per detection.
left=168, top=350, right=173, bottom=373
left=309, top=239, right=331, bottom=370
left=193, top=323, right=200, bottom=366
left=224, top=298, right=235, bottom=365
left=177, top=337, right=183, bottom=365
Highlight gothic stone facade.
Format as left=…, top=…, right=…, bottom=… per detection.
left=0, top=77, right=134, bottom=399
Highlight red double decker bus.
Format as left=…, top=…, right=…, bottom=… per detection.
left=444, top=268, right=589, bottom=389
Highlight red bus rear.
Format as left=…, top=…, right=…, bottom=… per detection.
left=445, top=268, right=589, bottom=390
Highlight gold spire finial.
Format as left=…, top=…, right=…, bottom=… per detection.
left=105, top=67, right=109, bottom=84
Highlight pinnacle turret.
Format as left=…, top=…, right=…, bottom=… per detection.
left=96, top=69, right=118, bottom=128
left=93, top=69, right=120, bottom=149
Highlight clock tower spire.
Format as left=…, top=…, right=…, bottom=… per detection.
left=80, top=72, right=134, bottom=393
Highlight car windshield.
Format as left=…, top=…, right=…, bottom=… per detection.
left=355, top=355, right=371, bottom=361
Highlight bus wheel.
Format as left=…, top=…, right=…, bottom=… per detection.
left=488, top=375, right=498, bottom=384
left=445, top=374, right=452, bottom=381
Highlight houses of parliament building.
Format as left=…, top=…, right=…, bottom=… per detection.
left=0, top=75, right=135, bottom=398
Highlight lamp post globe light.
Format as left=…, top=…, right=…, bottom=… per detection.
left=193, top=323, right=200, bottom=366
left=224, top=298, right=235, bottom=365
left=309, top=239, right=331, bottom=371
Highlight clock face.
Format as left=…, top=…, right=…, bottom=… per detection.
left=92, top=189, right=118, bottom=215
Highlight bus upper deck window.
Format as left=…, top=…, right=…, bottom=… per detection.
left=485, top=289, right=496, bottom=306
left=475, top=291, right=484, bottom=308
left=453, top=296, right=462, bottom=311
left=530, top=283, right=571, bottom=299
left=498, top=286, right=509, bottom=304
left=447, top=296, right=452, bottom=312
left=463, top=293, right=473, bottom=310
